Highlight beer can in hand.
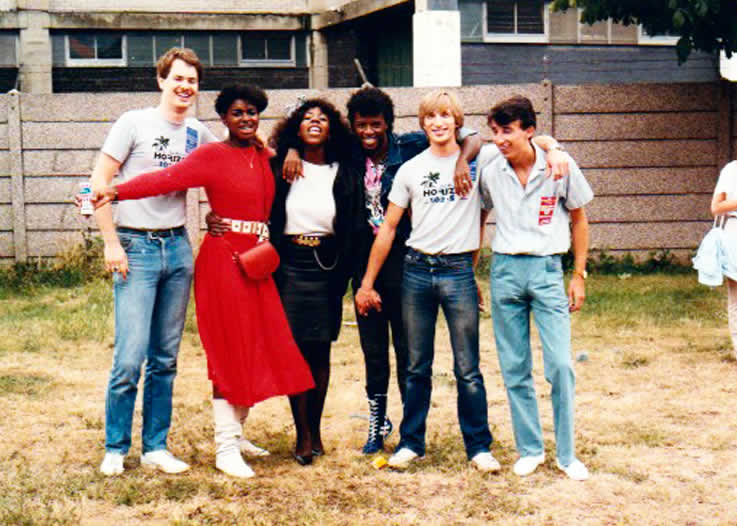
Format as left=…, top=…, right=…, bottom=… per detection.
left=79, top=182, right=94, bottom=216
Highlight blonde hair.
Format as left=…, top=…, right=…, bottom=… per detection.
left=156, top=47, right=203, bottom=82
left=418, top=90, right=464, bottom=130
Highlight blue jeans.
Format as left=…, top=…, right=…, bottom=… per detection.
left=490, top=253, right=576, bottom=466
left=397, top=249, right=492, bottom=459
left=105, top=228, right=193, bottom=455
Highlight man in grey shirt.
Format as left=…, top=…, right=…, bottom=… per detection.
left=480, top=95, right=593, bottom=481
left=91, top=48, right=217, bottom=476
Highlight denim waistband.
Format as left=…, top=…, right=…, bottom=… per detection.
left=406, top=247, right=472, bottom=266
left=117, top=226, right=186, bottom=238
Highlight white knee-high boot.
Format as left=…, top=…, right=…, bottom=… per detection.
left=236, top=406, right=270, bottom=457
left=212, top=399, right=255, bottom=478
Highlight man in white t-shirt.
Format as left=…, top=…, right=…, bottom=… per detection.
left=355, top=90, right=499, bottom=472
left=90, top=48, right=217, bottom=476
left=479, top=95, right=593, bottom=481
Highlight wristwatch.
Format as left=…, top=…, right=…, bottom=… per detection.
left=573, top=269, right=587, bottom=280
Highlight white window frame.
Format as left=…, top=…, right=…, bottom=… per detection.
left=484, top=1, right=549, bottom=44
left=239, top=33, right=296, bottom=68
left=65, top=34, right=127, bottom=67
left=637, top=26, right=678, bottom=46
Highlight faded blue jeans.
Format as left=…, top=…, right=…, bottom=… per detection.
left=490, top=253, right=576, bottom=467
left=397, top=248, right=493, bottom=459
left=105, top=227, right=193, bottom=455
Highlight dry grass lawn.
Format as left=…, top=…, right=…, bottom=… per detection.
left=0, top=274, right=736, bottom=525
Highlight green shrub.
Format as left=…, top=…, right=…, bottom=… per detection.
left=0, top=236, right=105, bottom=295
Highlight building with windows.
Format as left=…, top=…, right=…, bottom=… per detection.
left=0, top=0, right=719, bottom=93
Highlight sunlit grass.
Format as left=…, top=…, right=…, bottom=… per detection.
left=0, top=273, right=735, bottom=525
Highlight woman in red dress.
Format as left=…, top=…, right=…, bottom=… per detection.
left=93, top=84, right=315, bottom=479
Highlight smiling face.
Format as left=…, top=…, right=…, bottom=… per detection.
left=352, top=113, right=388, bottom=155
left=158, top=58, right=199, bottom=113
left=222, top=99, right=259, bottom=146
left=298, top=106, right=330, bottom=147
left=489, top=118, right=535, bottom=160
left=421, top=108, right=457, bottom=147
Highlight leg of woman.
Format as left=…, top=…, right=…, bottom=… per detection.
left=211, top=385, right=254, bottom=478
left=235, top=406, right=270, bottom=457
left=303, top=341, right=331, bottom=455
left=727, top=278, right=737, bottom=358
left=289, top=392, right=313, bottom=464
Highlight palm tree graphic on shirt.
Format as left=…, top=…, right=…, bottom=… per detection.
left=421, top=171, right=440, bottom=188
left=153, top=136, right=170, bottom=152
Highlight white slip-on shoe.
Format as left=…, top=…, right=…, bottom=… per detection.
left=556, top=459, right=590, bottom=481
left=100, top=452, right=124, bottom=476
left=387, top=447, right=422, bottom=469
left=140, top=450, right=190, bottom=474
left=470, top=452, right=501, bottom=473
left=513, top=454, right=545, bottom=476
left=239, top=439, right=270, bottom=457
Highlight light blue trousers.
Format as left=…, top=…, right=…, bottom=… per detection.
left=490, top=253, right=576, bottom=466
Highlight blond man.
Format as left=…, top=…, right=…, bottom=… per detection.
left=355, top=91, right=498, bottom=471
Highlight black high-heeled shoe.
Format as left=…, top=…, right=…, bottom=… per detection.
left=293, top=452, right=313, bottom=466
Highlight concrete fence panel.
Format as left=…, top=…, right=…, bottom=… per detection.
left=0, top=82, right=732, bottom=262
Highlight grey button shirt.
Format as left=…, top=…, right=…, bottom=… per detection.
left=479, top=142, right=593, bottom=256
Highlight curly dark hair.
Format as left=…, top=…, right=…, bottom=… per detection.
left=214, top=84, right=268, bottom=116
left=346, top=87, right=395, bottom=133
left=270, top=98, right=353, bottom=165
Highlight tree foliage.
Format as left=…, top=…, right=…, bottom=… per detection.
left=551, top=0, right=737, bottom=63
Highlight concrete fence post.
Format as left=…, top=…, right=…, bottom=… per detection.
left=8, top=90, right=26, bottom=262
left=541, top=78, right=554, bottom=137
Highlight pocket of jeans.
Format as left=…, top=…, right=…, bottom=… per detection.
left=119, top=234, right=145, bottom=254
left=491, top=255, right=505, bottom=279
left=545, top=256, right=564, bottom=284
left=119, top=235, right=133, bottom=251
left=445, top=256, right=472, bottom=272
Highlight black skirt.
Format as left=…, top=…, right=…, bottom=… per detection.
left=276, top=238, right=340, bottom=345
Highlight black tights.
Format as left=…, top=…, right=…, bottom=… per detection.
left=289, top=341, right=331, bottom=456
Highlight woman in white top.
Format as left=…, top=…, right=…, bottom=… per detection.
left=708, top=160, right=737, bottom=358
left=269, top=99, right=362, bottom=465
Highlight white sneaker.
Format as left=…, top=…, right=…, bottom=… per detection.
left=470, top=452, right=501, bottom=472
left=240, top=439, right=270, bottom=457
left=388, top=447, right=421, bottom=469
left=216, top=450, right=255, bottom=479
left=140, top=450, right=190, bottom=474
left=556, top=459, right=589, bottom=481
left=513, top=454, right=545, bottom=476
left=100, top=452, right=124, bottom=476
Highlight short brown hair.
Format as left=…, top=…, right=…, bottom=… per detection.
left=156, top=47, right=203, bottom=82
left=418, top=90, right=464, bottom=130
left=488, top=95, right=536, bottom=129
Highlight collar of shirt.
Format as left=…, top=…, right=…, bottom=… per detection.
left=499, top=142, right=548, bottom=193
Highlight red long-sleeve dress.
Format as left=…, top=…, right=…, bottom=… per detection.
left=116, top=142, right=315, bottom=406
